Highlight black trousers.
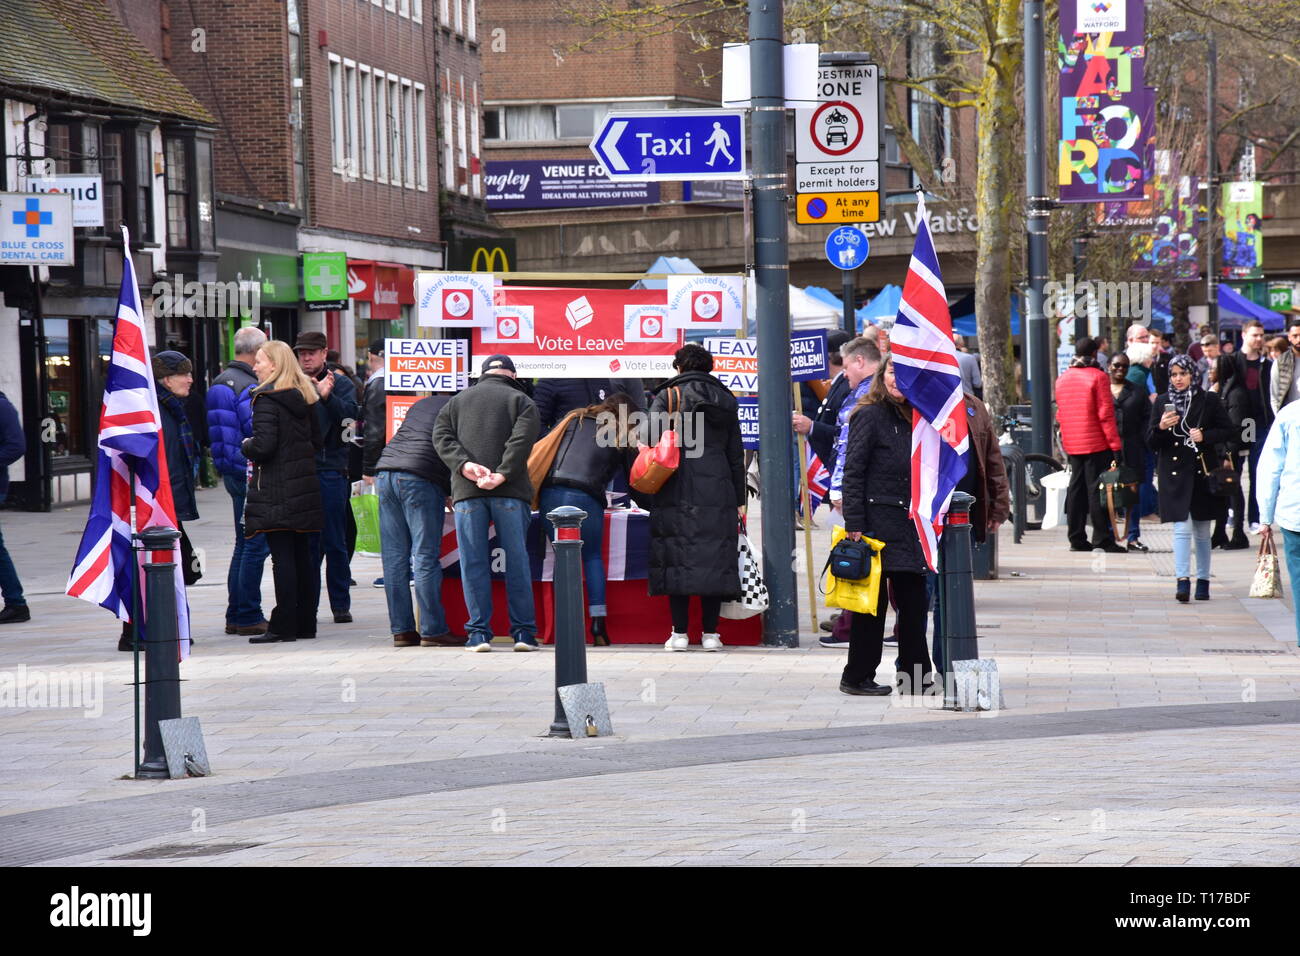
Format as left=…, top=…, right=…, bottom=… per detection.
left=843, top=571, right=931, bottom=689
left=669, top=595, right=721, bottom=633
left=1066, top=450, right=1117, bottom=548
left=265, top=531, right=316, bottom=637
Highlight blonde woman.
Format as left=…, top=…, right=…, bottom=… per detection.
left=241, top=341, right=323, bottom=644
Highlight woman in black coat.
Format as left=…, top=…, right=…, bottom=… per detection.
left=1209, top=354, right=1251, bottom=550
left=1108, top=352, right=1150, bottom=551
left=538, top=391, right=638, bottom=646
left=1146, top=354, right=1235, bottom=603
left=645, top=344, right=746, bottom=652
left=241, top=340, right=323, bottom=644
left=841, top=357, right=932, bottom=697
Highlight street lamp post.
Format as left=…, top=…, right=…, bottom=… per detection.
left=1172, top=30, right=1219, bottom=336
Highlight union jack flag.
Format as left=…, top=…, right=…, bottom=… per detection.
left=889, top=196, right=969, bottom=571
left=799, top=452, right=830, bottom=514
left=66, top=229, right=191, bottom=657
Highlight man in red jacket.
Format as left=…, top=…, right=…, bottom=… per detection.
left=1055, top=336, right=1125, bottom=553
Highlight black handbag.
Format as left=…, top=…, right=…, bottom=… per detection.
left=824, top=537, right=874, bottom=581
left=1201, top=453, right=1237, bottom=498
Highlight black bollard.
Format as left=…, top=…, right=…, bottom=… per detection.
left=938, top=491, right=979, bottom=706
left=135, top=526, right=183, bottom=778
left=546, top=506, right=589, bottom=737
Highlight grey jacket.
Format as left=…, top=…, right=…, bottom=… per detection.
left=433, top=373, right=539, bottom=503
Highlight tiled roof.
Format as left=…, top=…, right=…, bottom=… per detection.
left=0, top=0, right=213, bottom=124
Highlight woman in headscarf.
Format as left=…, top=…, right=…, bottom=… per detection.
left=1147, top=354, right=1235, bottom=603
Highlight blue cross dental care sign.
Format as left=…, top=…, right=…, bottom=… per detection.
left=667, top=274, right=744, bottom=330
left=0, top=192, right=73, bottom=265
left=790, top=330, right=830, bottom=381
left=416, top=271, right=494, bottom=328
left=737, top=397, right=760, bottom=449
left=591, top=110, right=746, bottom=182
left=704, top=338, right=758, bottom=392
left=825, top=226, right=870, bottom=270
left=384, top=338, right=470, bottom=392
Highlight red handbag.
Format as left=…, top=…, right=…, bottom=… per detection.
left=630, top=387, right=681, bottom=494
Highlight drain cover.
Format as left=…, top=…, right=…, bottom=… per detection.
left=111, top=842, right=264, bottom=860
left=1202, top=648, right=1288, bottom=655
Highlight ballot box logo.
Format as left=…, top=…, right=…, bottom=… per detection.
left=565, top=296, right=595, bottom=331
left=692, top=291, right=721, bottom=322
left=443, top=289, right=472, bottom=320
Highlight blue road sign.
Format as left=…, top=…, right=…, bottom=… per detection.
left=825, top=225, right=870, bottom=270
left=591, top=110, right=747, bottom=182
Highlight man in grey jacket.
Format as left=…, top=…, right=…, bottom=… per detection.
left=433, top=354, right=540, bottom=651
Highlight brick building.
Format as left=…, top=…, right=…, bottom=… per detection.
left=0, top=0, right=217, bottom=508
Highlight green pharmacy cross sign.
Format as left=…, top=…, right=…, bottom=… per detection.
left=302, top=251, right=348, bottom=311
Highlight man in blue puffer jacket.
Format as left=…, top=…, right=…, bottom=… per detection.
left=206, top=326, right=270, bottom=635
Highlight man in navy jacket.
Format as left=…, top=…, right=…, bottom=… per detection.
left=0, top=391, right=29, bottom=624
left=295, top=331, right=360, bottom=625
left=207, top=326, right=270, bottom=635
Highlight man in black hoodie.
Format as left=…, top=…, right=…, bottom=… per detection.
left=433, top=354, right=540, bottom=651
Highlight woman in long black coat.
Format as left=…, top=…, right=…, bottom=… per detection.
left=1146, top=354, right=1235, bottom=603
left=1209, top=354, right=1251, bottom=550
left=645, top=344, right=746, bottom=652
left=1108, top=351, right=1151, bottom=551
left=241, top=340, right=324, bottom=644
left=841, top=357, right=932, bottom=697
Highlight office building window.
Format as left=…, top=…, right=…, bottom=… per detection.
left=415, top=84, right=428, bottom=190
left=329, top=55, right=344, bottom=169
left=344, top=60, right=359, bottom=177
left=402, top=80, right=415, bottom=187
left=375, top=71, right=389, bottom=182
left=360, top=67, right=375, bottom=179
left=443, top=90, right=454, bottom=188
left=389, top=77, right=402, bottom=186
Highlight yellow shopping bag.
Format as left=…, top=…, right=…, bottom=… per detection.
left=822, top=525, right=885, bottom=615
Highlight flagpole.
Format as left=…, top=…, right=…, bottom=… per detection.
left=792, top=384, right=818, bottom=636
left=129, top=462, right=141, bottom=778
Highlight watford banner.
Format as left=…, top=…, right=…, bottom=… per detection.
left=1058, top=0, right=1149, bottom=203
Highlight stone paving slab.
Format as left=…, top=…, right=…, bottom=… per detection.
left=26, top=724, right=1299, bottom=867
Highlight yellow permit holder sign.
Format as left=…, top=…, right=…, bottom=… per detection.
left=822, top=525, right=884, bottom=615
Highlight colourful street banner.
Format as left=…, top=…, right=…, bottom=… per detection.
left=1058, top=0, right=1148, bottom=203
left=1221, top=181, right=1263, bottom=280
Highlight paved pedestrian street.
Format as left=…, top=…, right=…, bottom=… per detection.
left=1, top=487, right=1297, bottom=866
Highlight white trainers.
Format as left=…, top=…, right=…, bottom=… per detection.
left=664, top=632, right=689, bottom=652
left=701, top=632, right=723, bottom=652
left=470, top=640, right=492, bottom=653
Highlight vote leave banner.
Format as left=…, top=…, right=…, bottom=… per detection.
left=666, top=274, right=744, bottom=330
left=472, top=287, right=682, bottom=378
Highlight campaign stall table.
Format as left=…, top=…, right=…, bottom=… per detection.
left=437, top=508, right=761, bottom=645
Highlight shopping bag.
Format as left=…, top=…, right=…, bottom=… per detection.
left=1248, top=534, right=1283, bottom=599
left=351, top=484, right=382, bottom=557
left=821, top=525, right=884, bottom=615
left=720, top=532, right=768, bottom=619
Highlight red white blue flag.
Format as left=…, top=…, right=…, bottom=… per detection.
left=888, top=197, right=969, bottom=571
left=66, top=229, right=191, bottom=658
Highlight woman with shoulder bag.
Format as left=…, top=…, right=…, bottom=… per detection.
left=241, top=341, right=324, bottom=643
left=643, top=344, right=746, bottom=653
left=1108, top=352, right=1151, bottom=552
left=538, top=392, right=639, bottom=646
left=840, top=357, right=933, bottom=697
left=1146, top=354, right=1235, bottom=603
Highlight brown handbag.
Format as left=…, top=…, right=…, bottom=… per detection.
left=526, top=409, right=583, bottom=508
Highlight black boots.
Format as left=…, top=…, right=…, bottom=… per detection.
left=590, top=616, right=611, bottom=647
left=1176, top=578, right=1191, bottom=603
left=1195, top=579, right=1210, bottom=601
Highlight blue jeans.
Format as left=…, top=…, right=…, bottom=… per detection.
left=1173, top=519, right=1213, bottom=580
left=452, top=496, right=536, bottom=644
left=1282, top=529, right=1300, bottom=647
left=0, top=521, right=24, bottom=607
left=224, top=473, right=269, bottom=626
left=539, top=485, right=607, bottom=615
left=377, top=472, right=447, bottom=637
left=309, top=470, right=351, bottom=614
